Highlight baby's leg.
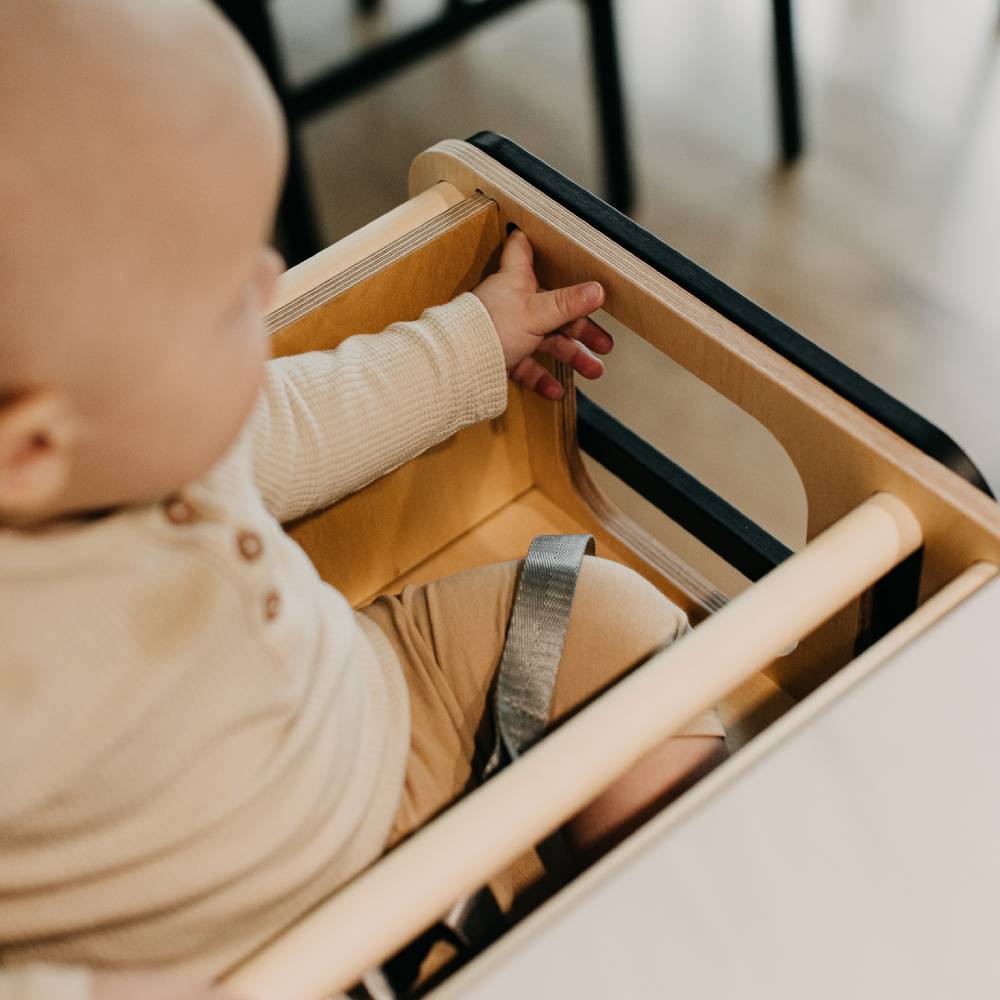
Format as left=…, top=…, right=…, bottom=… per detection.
left=551, top=557, right=727, bottom=859
left=359, top=556, right=725, bottom=862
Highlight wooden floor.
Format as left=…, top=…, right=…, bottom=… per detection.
left=272, top=0, right=1000, bottom=594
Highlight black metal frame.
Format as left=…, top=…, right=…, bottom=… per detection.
left=217, top=1, right=803, bottom=265
left=772, top=0, right=803, bottom=163
left=215, top=0, right=323, bottom=259
left=216, top=0, right=633, bottom=265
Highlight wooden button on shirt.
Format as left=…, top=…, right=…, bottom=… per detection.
left=237, top=530, right=263, bottom=561
left=263, top=590, right=282, bottom=621
left=163, top=495, right=197, bottom=525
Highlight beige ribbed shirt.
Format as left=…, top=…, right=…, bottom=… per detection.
left=0, top=294, right=508, bottom=999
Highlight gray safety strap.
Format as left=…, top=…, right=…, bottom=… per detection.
left=353, top=537, right=597, bottom=998
left=484, top=534, right=596, bottom=779
left=391, top=534, right=597, bottom=983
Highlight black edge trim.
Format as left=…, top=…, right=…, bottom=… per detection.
left=854, top=548, right=924, bottom=656
left=577, top=392, right=793, bottom=581
left=468, top=131, right=992, bottom=498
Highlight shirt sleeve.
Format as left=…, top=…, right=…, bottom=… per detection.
left=0, top=965, right=91, bottom=1000
left=250, top=292, right=508, bottom=524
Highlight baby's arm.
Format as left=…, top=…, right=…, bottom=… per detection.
left=251, top=231, right=609, bottom=523
left=251, top=292, right=506, bottom=523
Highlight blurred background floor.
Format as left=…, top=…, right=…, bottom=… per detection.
left=270, top=0, right=999, bottom=592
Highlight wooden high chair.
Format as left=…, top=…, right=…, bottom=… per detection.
left=224, top=134, right=1000, bottom=999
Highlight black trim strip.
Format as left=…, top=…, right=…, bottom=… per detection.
left=576, top=392, right=793, bottom=581
left=468, top=131, right=992, bottom=498
left=854, top=549, right=924, bottom=656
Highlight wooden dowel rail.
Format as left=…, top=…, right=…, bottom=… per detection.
left=225, top=492, right=922, bottom=999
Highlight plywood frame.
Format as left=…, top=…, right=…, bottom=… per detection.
left=221, top=141, right=1000, bottom=1000
left=409, top=140, right=1000, bottom=697
left=263, top=171, right=785, bottom=737
left=263, top=140, right=1000, bottom=749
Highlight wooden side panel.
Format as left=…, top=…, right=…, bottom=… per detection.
left=268, top=194, right=500, bottom=354
left=267, top=198, right=534, bottom=607
left=292, top=394, right=531, bottom=608
left=270, top=182, right=466, bottom=312
left=410, top=141, right=1000, bottom=699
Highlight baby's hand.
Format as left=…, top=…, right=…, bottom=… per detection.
left=473, top=230, right=613, bottom=399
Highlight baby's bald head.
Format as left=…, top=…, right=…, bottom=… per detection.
left=0, top=0, right=288, bottom=522
left=0, top=0, right=285, bottom=384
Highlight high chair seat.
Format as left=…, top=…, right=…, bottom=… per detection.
left=222, top=135, right=1000, bottom=1000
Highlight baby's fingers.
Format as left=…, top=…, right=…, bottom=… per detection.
left=498, top=228, right=535, bottom=277
left=558, top=315, right=614, bottom=355
left=539, top=335, right=604, bottom=380
left=509, top=356, right=564, bottom=400
left=525, top=281, right=604, bottom=336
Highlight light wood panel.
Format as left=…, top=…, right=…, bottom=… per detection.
left=268, top=194, right=535, bottom=605
left=381, top=486, right=586, bottom=592
left=271, top=182, right=465, bottom=311
left=268, top=192, right=497, bottom=349
left=518, top=358, right=725, bottom=620
left=409, top=140, right=1000, bottom=699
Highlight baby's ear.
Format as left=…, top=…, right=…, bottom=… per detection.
left=0, top=389, right=78, bottom=518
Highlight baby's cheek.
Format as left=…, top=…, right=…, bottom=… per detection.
left=228, top=306, right=269, bottom=393
left=255, top=247, right=285, bottom=310
left=229, top=323, right=269, bottom=425
left=177, top=325, right=267, bottom=484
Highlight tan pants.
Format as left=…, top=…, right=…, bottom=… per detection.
left=358, top=556, right=724, bottom=850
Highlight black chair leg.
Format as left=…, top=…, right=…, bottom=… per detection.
left=217, top=0, right=324, bottom=264
left=582, top=0, right=634, bottom=213
left=772, top=0, right=804, bottom=163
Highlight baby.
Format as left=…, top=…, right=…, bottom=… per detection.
left=0, top=2, right=725, bottom=998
